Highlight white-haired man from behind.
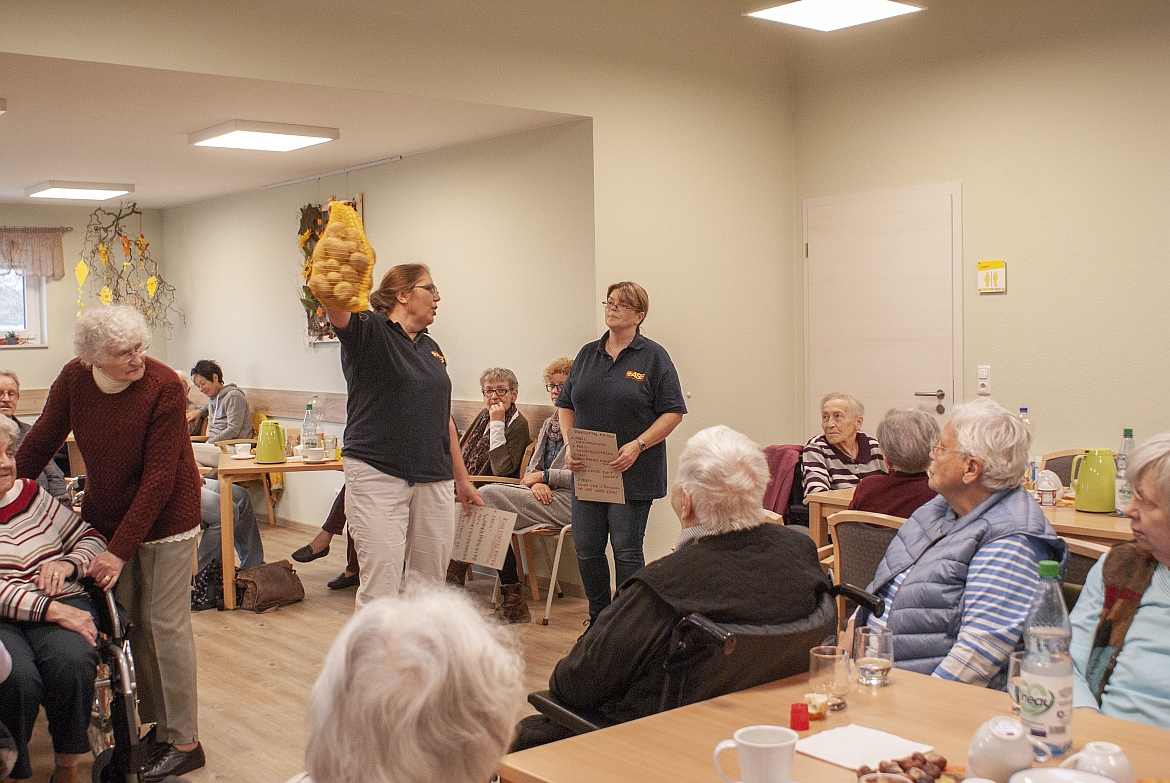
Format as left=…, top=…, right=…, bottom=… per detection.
left=513, top=424, right=832, bottom=750
left=288, top=588, right=525, bottom=783
left=859, top=398, right=1068, bottom=689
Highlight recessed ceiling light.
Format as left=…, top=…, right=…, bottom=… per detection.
left=747, top=0, right=922, bottom=32
left=188, top=120, right=340, bottom=152
left=25, top=181, right=134, bottom=200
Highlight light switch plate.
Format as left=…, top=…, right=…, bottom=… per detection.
left=977, top=365, right=991, bottom=395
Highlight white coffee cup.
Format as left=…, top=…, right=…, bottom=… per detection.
left=968, top=716, right=1052, bottom=783
left=1059, top=741, right=1134, bottom=783
left=306, top=447, right=326, bottom=462
left=233, top=443, right=251, bottom=456
left=714, top=725, right=797, bottom=783
left=293, top=444, right=305, bottom=457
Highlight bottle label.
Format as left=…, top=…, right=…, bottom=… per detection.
left=1019, top=672, right=1073, bottom=750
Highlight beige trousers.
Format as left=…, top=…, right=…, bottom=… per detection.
left=115, top=535, right=200, bottom=745
left=343, top=457, right=456, bottom=609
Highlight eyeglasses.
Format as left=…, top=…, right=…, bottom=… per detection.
left=0, top=390, right=18, bottom=400
left=410, top=285, right=440, bottom=299
left=930, top=440, right=966, bottom=458
left=602, top=300, right=636, bottom=312
left=482, top=387, right=513, bottom=398
left=545, top=383, right=564, bottom=393
left=116, top=344, right=149, bottom=363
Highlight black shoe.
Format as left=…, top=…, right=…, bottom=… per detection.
left=291, top=544, right=329, bottom=563
left=141, top=742, right=205, bottom=780
left=327, top=572, right=359, bottom=590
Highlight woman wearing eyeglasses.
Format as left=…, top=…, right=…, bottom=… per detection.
left=325, top=264, right=482, bottom=608
left=558, top=282, right=687, bottom=621
left=15, top=306, right=207, bottom=779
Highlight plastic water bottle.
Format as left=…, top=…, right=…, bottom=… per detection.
left=1115, top=428, right=1135, bottom=514
left=301, top=403, right=319, bottom=449
left=1019, top=408, right=1037, bottom=488
left=1019, top=560, right=1073, bottom=757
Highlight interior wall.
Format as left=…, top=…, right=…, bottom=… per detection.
left=794, top=22, right=1170, bottom=455
left=164, top=120, right=597, bottom=531
left=0, top=203, right=167, bottom=389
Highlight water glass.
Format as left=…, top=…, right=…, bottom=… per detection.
left=1006, top=650, right=1026, bottom=715
left=809, top=645, right=851, bottom=711
left=323, top=435, right=338, bottom=459
left=853, top=627, right=894, bottom=686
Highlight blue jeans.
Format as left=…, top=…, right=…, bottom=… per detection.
left=571, top=496, right=653, bottom=618
left=200, top=479, right=265, bottom=571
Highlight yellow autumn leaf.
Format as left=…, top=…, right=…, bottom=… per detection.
left=97, top=245, right=109, bottom=266
left=99, top=286, right=112, bottom=306
left=146, top=275, right=157, bottom=297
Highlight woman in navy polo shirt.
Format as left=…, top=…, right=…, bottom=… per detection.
left=558, top=282, right=686, bottom=620
left=326, top=264, right=482, bottom=608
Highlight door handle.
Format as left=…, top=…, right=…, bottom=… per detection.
left=914, top=389, right=945, bottom=400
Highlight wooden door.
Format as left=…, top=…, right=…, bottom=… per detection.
left=803, top=183, right=963, bottom=438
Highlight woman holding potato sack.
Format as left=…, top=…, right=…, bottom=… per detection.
left=325, top=264, right=483, bottom=608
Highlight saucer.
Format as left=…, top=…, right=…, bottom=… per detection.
left=305, top=457, right=330, bottom=463
left=229, top=454, right=254, bottom=460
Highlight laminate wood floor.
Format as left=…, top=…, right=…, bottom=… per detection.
left=25, top=525, right=588, bottom=783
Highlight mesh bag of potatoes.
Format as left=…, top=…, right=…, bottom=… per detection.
left=308, top=202, right=376, bottom=312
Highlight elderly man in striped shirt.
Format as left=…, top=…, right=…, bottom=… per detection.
left=802, top=392, right=886, bottom=502
left=858, top=399, right=1067, bottom=689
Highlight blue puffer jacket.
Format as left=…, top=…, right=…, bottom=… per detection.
left=867, top=486, right=1068, bottom=685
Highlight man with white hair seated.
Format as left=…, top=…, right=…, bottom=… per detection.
left=288, top=588, right=525, bottom=783
left=859, top=399, right=1067, bottom=688
left=802, top=392, right=886, bottom=502
left=513, top=425, right=831, bottom=750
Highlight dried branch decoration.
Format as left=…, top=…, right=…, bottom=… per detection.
left=76, top=203, right=180, bottom=336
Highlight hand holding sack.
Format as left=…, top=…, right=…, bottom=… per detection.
left=308, top=202, right=376, bottom=312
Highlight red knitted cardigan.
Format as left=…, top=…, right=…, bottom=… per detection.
left=15, top=357, right=202, bottom=561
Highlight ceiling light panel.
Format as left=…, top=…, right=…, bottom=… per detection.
left=747, top=0, right=922, bottom=32
left=188, top=119, right=340, bottom=151
left=25, top=181, right=134, bottom=200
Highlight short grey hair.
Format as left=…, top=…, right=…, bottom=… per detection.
left=305, top=588, right=525, bottom=783
left=480, top=367, right=518, bottom=391
left=877, top=408, right=940, bottom=473
left=73, top=306, right=150, bottom=366
left=948, top=399, right=1031, bottom=491
left=821, top=392, right=864, bottom=418
left=0, top=368, right=19, bottom=390
left=1126, top=431, right=1170, bottom=513
left=0, top=415, right=17, bottom=449
left=674, top=425, right=769, bottom=533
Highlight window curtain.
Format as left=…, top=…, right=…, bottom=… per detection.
left=0, top=227, right=71, bottom=279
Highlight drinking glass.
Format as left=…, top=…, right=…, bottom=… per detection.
left=1006, top=650, right=1026, bottom=715
left=809, top=645, right=851, bottom=711
left=854, top=626, right=894, bottom=686
left=323, top=435, right=337, bottom=459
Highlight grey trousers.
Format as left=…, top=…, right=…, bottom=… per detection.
left=115, top=535, right=200, bottom=745
left=199, top=479, right=265, bottom=570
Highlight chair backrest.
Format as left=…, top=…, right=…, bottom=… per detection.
left=520, top=440, right=536, bottom=474
left=1041, top=449, right=1085, bottom=487
left=251, top=411, right=268, bottom=438
left=1059, top=536, right=1110, bottom=609
left=829, top=510, right=905, bottom=628
left=660, top=591, right=837, bottom=712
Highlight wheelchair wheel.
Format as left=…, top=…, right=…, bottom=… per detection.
left=90, top=748, right=112, bottom=783
left=88, top=663, right=114, bottom=757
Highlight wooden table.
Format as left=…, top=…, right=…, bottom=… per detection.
left=499, top=669, right=1169, bottom=783
left=806, top=488, right=1133, bottom=549
left=217, top=453, right=343, bottom=609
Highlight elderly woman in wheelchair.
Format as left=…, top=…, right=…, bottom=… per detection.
left=0, top=415, right=106, bottom=783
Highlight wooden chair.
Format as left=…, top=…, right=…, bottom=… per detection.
left=1041, top=449, right=1086, bottom=487
left=1060, top=536, right=1111, bottom=610
left=827, top=510, right=906, bottom=630
left=215, top=437, right=277, bottom=525
left=492, top=524, right=574, bottom=625
left=467, top=440, right=535, bottom=487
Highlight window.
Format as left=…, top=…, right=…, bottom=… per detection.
left=0, top=272, right=46, bottom=347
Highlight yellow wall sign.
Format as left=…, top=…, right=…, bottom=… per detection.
left=977, top=260, right=1007, bottom=293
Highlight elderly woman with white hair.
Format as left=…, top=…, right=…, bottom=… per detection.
left=289, top=588, right=525, bottom=783
left=848, top=408, right=940, bottom=518
left=1069, top=431, right=1170, bottom=729
left=802, top=392, right=886, bottom=502
left=513, top=425, right=831, bottom=750
left=15, top=306, right=205, bottom=780
left=859, top=399, right=1067, bottom=689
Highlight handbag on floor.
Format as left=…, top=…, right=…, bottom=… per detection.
left=236, top=560, right=305, bottom=612
left=191, top=559, right=224, bottom=612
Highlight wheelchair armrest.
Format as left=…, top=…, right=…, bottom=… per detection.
left=829, top=584, right=885, bottom=618
left=675, top=613, right=737, bottom=655
left=527, top=690, right=612, bottom=735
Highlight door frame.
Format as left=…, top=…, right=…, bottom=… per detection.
left=802, top=182, right=964, bottom=436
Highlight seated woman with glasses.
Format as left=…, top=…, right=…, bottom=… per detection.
left=445, top=368, right=531, bottom=588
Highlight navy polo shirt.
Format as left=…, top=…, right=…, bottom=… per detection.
left=557, top=331, right=686, bottom=500
left=335, top=311, right=454, bottom=483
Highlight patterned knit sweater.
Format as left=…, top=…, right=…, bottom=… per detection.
left=0, top=478, right=107, bottom=622
left=15, top=357, right=202, bottom=561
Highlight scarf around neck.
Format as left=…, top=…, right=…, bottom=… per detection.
left=1085, top=542, right=1157, bottom=704
left=462, top=405, right=516, bottom=475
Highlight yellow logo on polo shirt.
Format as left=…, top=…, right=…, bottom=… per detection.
left=431, top=350, right=446, bottom=364
left=626, top=370, right=645, bottom=382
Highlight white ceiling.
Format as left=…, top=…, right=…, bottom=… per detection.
left=0, top=52, right=580, bottom=208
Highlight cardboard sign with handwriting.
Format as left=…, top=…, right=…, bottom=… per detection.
left=565, top=427, right=626, bottom=504
left=452, top=506, right=518, bottom=570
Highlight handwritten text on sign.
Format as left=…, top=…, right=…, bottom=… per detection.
left=452, top=506, right=518, bottom=570
left=565, top=427, right=625, bottom=504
